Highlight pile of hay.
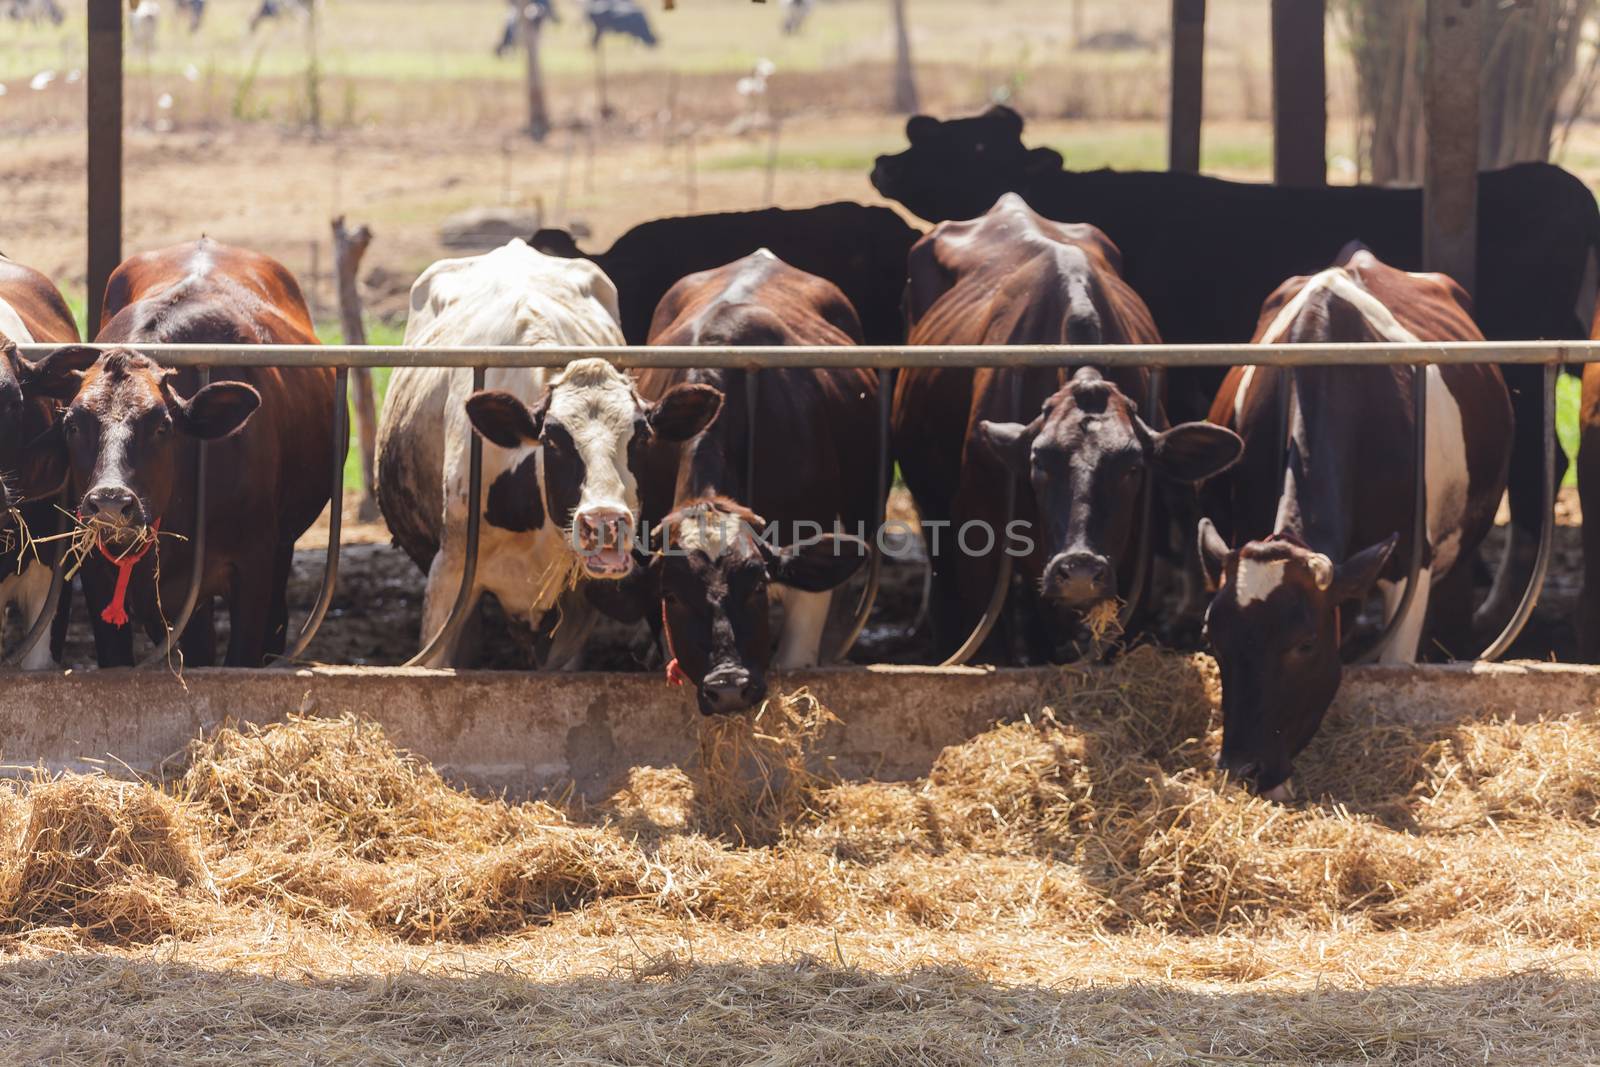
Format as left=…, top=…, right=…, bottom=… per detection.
left=0, top=648, right=1596, bottom=962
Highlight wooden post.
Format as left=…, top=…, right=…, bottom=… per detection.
left=332, top=216, right=379, bottom=522
left=1168, top=0, right=1205, bottom=173
left=522, top=4, right=549, bottom=141
left=1271, top=0, right=1326, bottom=186
left=1423, top=0, right=1481, bottom=293
left=890, top=0, right=920, bottom=114
left=87, top=0, right=124, bottom=333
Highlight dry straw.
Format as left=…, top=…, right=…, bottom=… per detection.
left=0, top=652, right=1597, bottom=1059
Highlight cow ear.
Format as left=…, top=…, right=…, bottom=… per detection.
left=984, top=104, right=1024, bottom=138
left=1197, top=518, right=1230, bottom=592
left=583, top=555, right=659, bottom=625
left=1329, top=534, right=1397, bottom=604
left=649, top=383, right=722, bottom=442
left=17, top=344, right=97, bottom=401
left=762, top=534, right=869, bottom=592
left=167, top=379, right=261, bottom=440
left=973, top=420, right=1031, bottom=474
left=1151, top=421, right=1243, bottom=483
left=906, top=114, right=937, bottom=142
left=466, top=389, right=542, bottom=448
left=1024, top=146, right=1063, bottom=176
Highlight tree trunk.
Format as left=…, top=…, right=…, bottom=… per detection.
left=523, top=6, right=550, bottom=141
left=332, top=216, right=379, bottom=523
left=890, top=0, right=920, bottom=114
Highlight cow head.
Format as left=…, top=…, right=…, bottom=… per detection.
left=869, top=105, right=1064, bottom=222
left=0, top=338, right=97, bottom=515
left=465, top=357, right=722, bottom=580
left=661, top=499, right=866, bottom=716
left=62, top=349, right=259, bottom=544
left=1198, top=522, right=1397, bottom=797
left=975, top=368, right=1241, bottom=616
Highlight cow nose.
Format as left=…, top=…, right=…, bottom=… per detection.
left=698, top=668, right=763, bottom=716
left=1216, top=751, right=1262, bottom=786
left=81, top=486, right=140, bottom=525
left=574, top=507, right=634, bottom=577
left=1045, top=551, right=1112, bottom=605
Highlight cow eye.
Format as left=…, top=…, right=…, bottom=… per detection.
left=1291, top=637, right=1317, bottom=657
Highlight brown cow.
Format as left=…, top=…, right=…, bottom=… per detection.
left=597, top=250, right=875, bottom=714
left=0, top=257, right=93, bottom=667
left=54, top=239, right=334, bottom=667
left=1200, top=245, right=1512, bottom=797
left=892, top=193, right=1241, bottom=664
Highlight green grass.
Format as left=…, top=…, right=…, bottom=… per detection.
left=1559, top=370, right=1581, bottom=488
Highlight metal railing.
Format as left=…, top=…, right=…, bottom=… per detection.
left=0, top=340, right=1575, bottom=671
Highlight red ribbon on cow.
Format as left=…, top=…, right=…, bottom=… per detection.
left=660, top=600, right=687, bottom=687
left=95, top=519, right=160, bottom=628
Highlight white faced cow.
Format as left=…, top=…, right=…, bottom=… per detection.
left=376, top=239, right=721, bottom=667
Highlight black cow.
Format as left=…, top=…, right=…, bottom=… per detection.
left=872, top=104, right=1599, bottom=630
left=531, top=203, right=921, bottom=348
left=585, top=0, right=655, bottom=47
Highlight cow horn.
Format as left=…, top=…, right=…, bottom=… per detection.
left=1308, top=553, right=1333, bottom=591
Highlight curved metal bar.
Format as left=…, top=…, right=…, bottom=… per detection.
left=405, top=365, right=487, bottom=667
left=940, top=371, right=1022, bottom=668
left=1355, top=363, right=1429, bottom=664
left=1479, top=362, right=1556, bottom=661
left=0, top=554, right=66, bottom=668
left=140, top=366, right=211, bottom=669
left=281, top=365, right=349, bottom=663
left=831, top=367, right=892, bottom=660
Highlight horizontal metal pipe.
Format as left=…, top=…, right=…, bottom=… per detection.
left=11, top=340, right=1600, bottom=369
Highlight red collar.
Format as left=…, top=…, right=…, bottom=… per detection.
left=94, top=518, right=160, bottom=628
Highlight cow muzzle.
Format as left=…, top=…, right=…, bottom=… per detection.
left=573, top=507, right=634, bottom=578
left=1215, top=750, right=1292, bottom=801
left=1043, top=550, right=1113, bottom=608
left=80, top=485, right=146, bottom=533
left=697, top=666, right=767, bottom=717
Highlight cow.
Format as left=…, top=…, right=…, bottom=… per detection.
left=0, top=258, right=91, bottom=668
left=375, top=239, right=721, bottom=668
left=530, top=202, right=921, bottom=348
left=584, top=0, right=656, bottom=48
left=6, top=0, right=65, bottom=25
left=870, top=104, right=1599, bottom=633
left=595, top=250, right=876, bottom=715
left=892, top=194, right=1242, bottom=664
left=1576, top=314, right=1600, bottom=661
left=495, top=0, right=556, bottom=58
left=1198, top=246, right=1512, bottom=798
left=56, top=239, right=335, bottom=668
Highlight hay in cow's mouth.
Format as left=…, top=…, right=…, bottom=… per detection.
left=0, top=506, right=34, bottom=568
left=30, top=509, right=185, bottom=581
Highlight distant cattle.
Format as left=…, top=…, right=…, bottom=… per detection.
left=1199, top=246, right=1512, bottom=798
left=585, top=0, right=656, bottom=48
left=780, top=0, right=814, bottom=35
left=531, top=202, right=922, bottom=347
left=871, top=105, right=1600, bottom=627
left=129, top=0, right=159, bottom=50
left=376, top=239, right=721, bottom=668
left=599, top=250, right=876, bottom=715
left=63, top=239, right=334, bottom=668
left=249, top=0, right=310, bottom=33
left=893, top=194, right=1240, bottom=664
left=0, top=258, right=90, bottom=668
left=495, top=0, right=557, bottom=58
left=6, top=0, right=64, bottom=25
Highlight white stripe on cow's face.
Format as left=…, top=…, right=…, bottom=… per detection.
left=1232, top=557, right=1287, bottom=606
left=546, top=357, right=641, bottom=520
left=675, top=506, right=746, bottom=560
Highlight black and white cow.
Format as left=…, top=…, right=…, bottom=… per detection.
left=376, top=239, right=721, bottom=668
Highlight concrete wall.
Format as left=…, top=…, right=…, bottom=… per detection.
left=4, top=661, right=1598, bottom=800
